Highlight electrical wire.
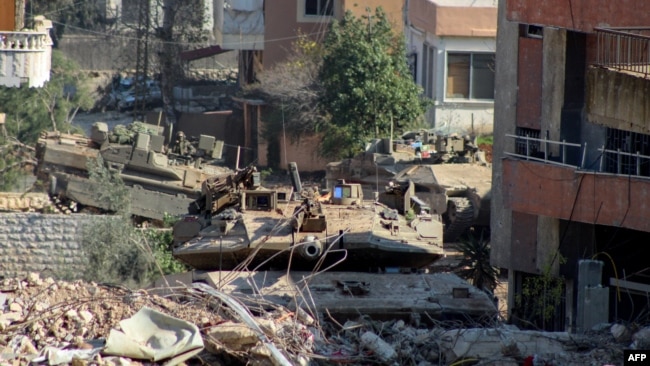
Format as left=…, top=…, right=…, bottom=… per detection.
left=49, top=19, right=330, bottom=48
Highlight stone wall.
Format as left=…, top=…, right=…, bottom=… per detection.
left=0, top=213, right=97, bottom=279
left=57, top=34, right=238, bottom=72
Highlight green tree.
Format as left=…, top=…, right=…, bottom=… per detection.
left=27, top=0, right=109, bottom=44
left=245, top=32, right=326, bottom=168
left=0, top=50, right=91, bottom=190
left=37, top=50, right=94, bottom=133
left=79, top=157, right=187, bottom=287
left=319, top=7, right=429, bottom=158
left=0, top=50, right=91, bottom=143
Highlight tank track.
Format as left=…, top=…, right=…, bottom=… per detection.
left=443, top=197, right=475, bottom=242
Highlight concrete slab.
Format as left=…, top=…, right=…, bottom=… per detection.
left=191, top=270, right=498, bottom=323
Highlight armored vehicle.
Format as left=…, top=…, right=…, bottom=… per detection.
left=171, top=163, right=444, bottom=271
left=35, top=121, right=230, bottom=221
left=325, top=130, right=491, bottom=242
left=325, top=130, right=484, bottom=189
left=389, top=164, right=492, bottom=242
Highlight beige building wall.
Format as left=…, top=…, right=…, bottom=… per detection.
left=264, top=0, right=404, bottom=68
left=262, top=0, right=405, bottom=170
left=257, top=132, right=330, bottom=172
left=343, top=0, right=404, bottom=33
left=409, top=0, right=496, bottom=37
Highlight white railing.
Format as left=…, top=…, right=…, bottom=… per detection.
left=505, top=134, right=650, bottom=178
left=504, top=134, right=587, bottom=168
left=0, top=31, right=52, bottom=51
left=597, top=146, right=650, bottom=176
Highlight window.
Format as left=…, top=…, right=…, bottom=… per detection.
left=446, top=52, right=495, bottom=100
left=305, top=0, right=333, bottom=16
left=515, top=127, right=540, bottom=156
left=422, top=44, right=435, bottom=98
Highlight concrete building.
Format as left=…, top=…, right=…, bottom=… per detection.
left=0, top=0, right=53, bottom=88
left=218, top=0, right=404, bottom=83
left=492, top=0, right=650, bottom=331
left=218, top=0, right=406, bottom=171
left=405, top=0, right=497, bottom=134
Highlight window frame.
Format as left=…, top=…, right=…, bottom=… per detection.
left=298, top=0, right=336, bottom=22
left=445, top=51, right=495, bottom=102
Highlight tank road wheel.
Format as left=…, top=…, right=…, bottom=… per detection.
left=443, top=197, right=475, bottom=242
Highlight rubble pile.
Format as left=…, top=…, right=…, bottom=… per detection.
left=0, top=272, right=637, bottom=365
left=0, top=273, right=315, bottom=365
left=314, top=318, right=627, bottom=365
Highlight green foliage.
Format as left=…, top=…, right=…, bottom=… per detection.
left=247, top=31, right=327, bottom=147
left=86, top=155, right=131, bottom=215
left=0, top=50, right=92, bottom=144
left=144, top=228, right=189, bottom=275
left=477, top=135, right=494, bottom=146
left=28, top=0, right=109, bottom=40
left=0, top=143, right=21, bottom=191
left=80, top=158, right=186, bottom=286
left=260, top=168, right=274, bottom=181
left=319, top=7, right=429, bottom=158
left=514, top=253, right=566, bottom=329
left=455, top=230, right=499, bottom=293
left=80, top=215, right=155, bottom=287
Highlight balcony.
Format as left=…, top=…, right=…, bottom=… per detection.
left=502, top=134, right=650, bottom=233
left=594, top=27, right=650, bottom=78
left=0, top=16, right=53, bottom=88
left=587, top=28, right=650, bottom=135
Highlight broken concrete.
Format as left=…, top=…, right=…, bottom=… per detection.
left=0, top=272, right=634, bottom=365
left=184, top=270, right=499, bottom=324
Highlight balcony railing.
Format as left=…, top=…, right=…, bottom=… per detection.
left=0, top=16, right=53, bottom=88
left=0, top=31, right=52, bottom=51
left=505, top=134, right=587, bottom=169
left=594, top=27, right=650, bottom=79
left=505, top=134, right=650, bottom=179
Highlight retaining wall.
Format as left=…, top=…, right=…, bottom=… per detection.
left=0, top=213, right=98, bottom=279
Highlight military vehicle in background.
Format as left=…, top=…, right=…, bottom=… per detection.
left=325, top=130, right=491, bottom=242
left=34, top=121, right=230, bottom=221
left=388, top=164, right=491, bottom=242
left=171, top=162, right=444, bottom=271
left=325, top=129, right=485, bottom=189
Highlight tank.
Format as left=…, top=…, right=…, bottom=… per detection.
left=325, top=131, right=491, bottom=242
left=389, top=164, right=492, bottom=242
left=171, top=163, right=445, bottom=271
left=325, top=130, right=485, bottom=189
left=34, top=121, right=231, bottom=221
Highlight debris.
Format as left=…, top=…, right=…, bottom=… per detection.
left=360, top=331, right=397, bottom=363
left=0, top=272, right=633, bottom=365
left=611, top=323, right=632, bottom=343
left=103, top=307, right=204, bottom=365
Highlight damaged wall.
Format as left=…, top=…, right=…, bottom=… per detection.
left=586, top=66, right=650, bottom=135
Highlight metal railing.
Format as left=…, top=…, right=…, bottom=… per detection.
left=595, top=27, right=650, bottom=78
left=598, top=146, right=650, bottom=176
left=505, top=134, right=650, bottom=178
left=505, top=134, right=586, bottom=168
